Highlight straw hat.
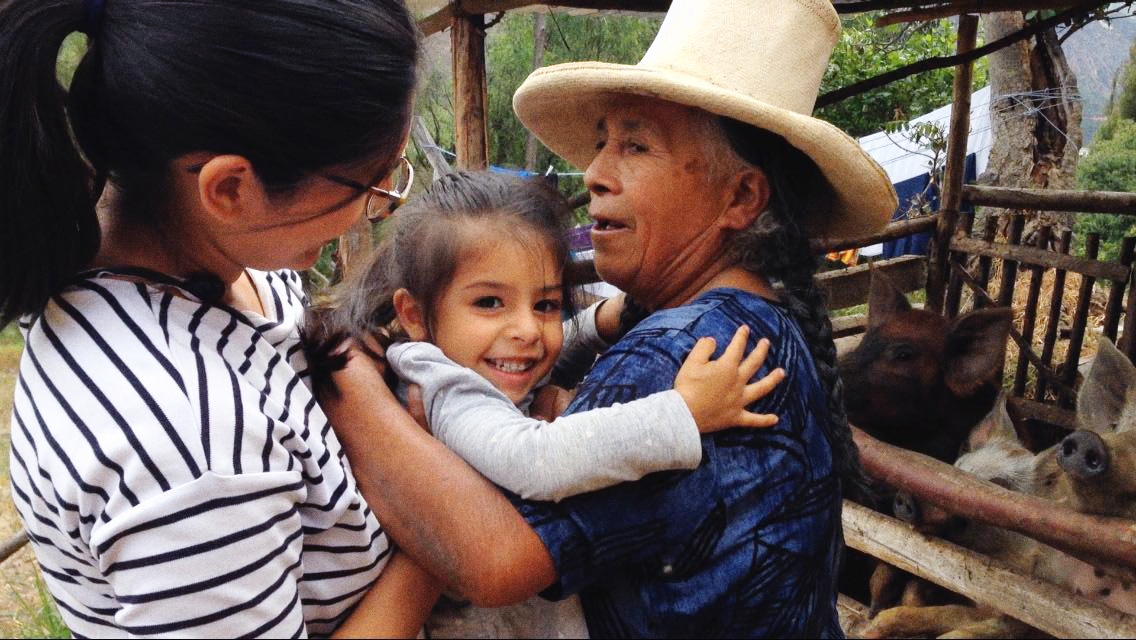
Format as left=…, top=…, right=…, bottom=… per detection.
left=512, top=0, right=898, bottom=239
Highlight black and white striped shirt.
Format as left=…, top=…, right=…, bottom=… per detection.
left=8, top=268, right=390, bottom=638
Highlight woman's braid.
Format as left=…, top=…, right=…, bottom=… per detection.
left=719, top=117, right=870, bottom=499
left=730, top=208, right=870, bottom=499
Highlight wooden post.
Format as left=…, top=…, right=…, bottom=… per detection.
left=926, top=14, right=978, bottom=312
left=452, top=12, right=490, bottom=170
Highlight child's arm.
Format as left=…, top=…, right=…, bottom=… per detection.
left=386, top=325, right=783, bottom=502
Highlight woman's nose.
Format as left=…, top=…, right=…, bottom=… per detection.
left=584, top=149, right=616, bottom=196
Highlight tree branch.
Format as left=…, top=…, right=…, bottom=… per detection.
left=816, top=2, right=1104, bottom=108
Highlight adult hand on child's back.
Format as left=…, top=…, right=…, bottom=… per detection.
left=676, top=325, right=785, bottom=433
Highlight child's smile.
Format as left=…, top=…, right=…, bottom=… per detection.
left=423, top=225, right=565, bottom=405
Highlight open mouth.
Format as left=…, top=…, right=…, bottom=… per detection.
left=593, top=217, right=629, bottom=231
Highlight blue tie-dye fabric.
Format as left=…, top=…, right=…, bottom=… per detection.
left=510, top=288, right=845, bottom=638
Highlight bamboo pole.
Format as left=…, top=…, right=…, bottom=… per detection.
left=851, top=427, right=1136, bottom=572
left=926, top=13, right=977, bottom=313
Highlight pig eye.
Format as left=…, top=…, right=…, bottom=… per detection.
left=888, top=345, right=917, bottom=362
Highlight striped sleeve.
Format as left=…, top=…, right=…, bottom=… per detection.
left=89, top=471, right=309, bottom=638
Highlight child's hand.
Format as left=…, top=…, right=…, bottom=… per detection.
left=675, top=325, right=785, bottom=432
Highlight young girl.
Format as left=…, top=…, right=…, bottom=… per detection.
left=1, top=0, right=439, bottom=636
left=307, top=171, right=786, bottom=637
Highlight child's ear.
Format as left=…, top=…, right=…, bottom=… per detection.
left=194, top=154, right=272, bottom=226
left=393, top=289, right=429, bottom=342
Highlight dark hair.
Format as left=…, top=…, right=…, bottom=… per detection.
left=720, top=119, right=869, bottom=498
left=304, top=171, right=579, bottom=392
left=0, top=0, right=419, bottom=327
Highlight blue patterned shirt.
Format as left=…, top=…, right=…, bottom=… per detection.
left=512, top=288, right=844, bottom=638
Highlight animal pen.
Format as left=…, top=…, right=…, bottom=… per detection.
left=6, top=1, right=1136, bottom=638
left=403, top=1, right=1136, bottom=637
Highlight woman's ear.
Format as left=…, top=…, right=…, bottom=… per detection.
left=393, top=288, right=429, bottom=342
left=720, top=166, right=771, bottom=231
left=194, top=155, right=271, bottom=226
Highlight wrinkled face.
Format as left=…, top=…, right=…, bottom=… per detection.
left=584, top=96, right=734, bottom=307
left=428, top=225, right=565, bottom=405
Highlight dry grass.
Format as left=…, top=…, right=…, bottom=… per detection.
left=958, top=260, right=1112, bottom=402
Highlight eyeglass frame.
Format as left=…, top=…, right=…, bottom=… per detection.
left=184, top=155, right=414, bottom=223
left=322, top=155, right=414, bottom=222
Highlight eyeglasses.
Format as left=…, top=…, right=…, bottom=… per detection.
left=323, top=156, right=415, bottom=222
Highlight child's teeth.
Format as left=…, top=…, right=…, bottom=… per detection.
left=492, top=360, right=531, bottom=373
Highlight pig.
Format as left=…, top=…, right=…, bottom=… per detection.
left=861, top=338, right=1136, bottom=638
left=838, top=270, right=1012, bottom=613
left=839, top=270, right=1014, bottom=465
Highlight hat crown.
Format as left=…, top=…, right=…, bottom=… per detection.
left=639, top=0, right=840, bottom=115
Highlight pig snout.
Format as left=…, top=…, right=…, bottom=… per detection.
left=1058, top=430, right=1109, bottom=480
left=893, top=491, right=920, bottom=524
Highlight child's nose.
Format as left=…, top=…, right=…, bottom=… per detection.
left=508, top=311, right=542, bottom=343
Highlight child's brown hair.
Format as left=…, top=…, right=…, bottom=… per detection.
left=304, top=170, right=579, bottom=392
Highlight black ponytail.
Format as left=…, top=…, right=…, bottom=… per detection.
left=0, top=0, right=420, bottom=328
left=0, top=1, right=100, bottom=328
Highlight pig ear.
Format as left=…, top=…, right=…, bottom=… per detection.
left=944, top=308, right=1013, bottom=397
left=867, top=268, right=911, bottom=330
left=1077, top=337, right=1136, bottom=434
left=965, top=392, right=1019, bottom=452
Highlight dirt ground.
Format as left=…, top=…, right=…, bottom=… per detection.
left=0, top=330, right=67, bottom=638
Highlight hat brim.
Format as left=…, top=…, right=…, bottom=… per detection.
left=514, top=62, right=899, bottom=239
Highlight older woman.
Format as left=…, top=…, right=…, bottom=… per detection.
left=325, top=0, right=897, bottom=636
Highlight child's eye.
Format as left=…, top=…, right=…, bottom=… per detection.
left=595, top=139, right=606, bottom=151
left=474, top=296, right=504, bottom=309
left=535, top=299, right=562, bottom=314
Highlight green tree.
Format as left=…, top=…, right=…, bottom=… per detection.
left=818, top=14, right=988, bottom=138
left=483, top=11, right=660, bottom=192
left=1076, top=118, right=1136, bottom=262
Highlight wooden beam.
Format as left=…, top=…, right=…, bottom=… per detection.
left=818, top=255, right=927, bottom=310
left=950, top=236, right=1129, bottom=281
left=926, top=13, right=976, bottom=313
left=0, top=531, right=27, bottom=565
left=452, top=12, right=490, bottom=170
left=416, top=1, right=671, bottom=36
left=876, top=0, right=1103, bottom=25
left=411, top=116, right=454, bottom=181
left=816, top=215, right=937, bottom=253
left=1007, top=396, right=1076, bottom=431
left=843, top=501, right=1136, bottom=639
left=962, top=184, right=1136, bottom=215
left=851, top=426, right=1136, bottom=573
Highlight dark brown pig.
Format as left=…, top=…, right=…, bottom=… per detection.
left=839, top=270, right=1013, bottom=464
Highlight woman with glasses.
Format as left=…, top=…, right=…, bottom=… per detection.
left=0, top=0, right=438, bottom=636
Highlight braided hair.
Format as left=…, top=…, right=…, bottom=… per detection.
left=720, top=118, right=868, bottom=498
